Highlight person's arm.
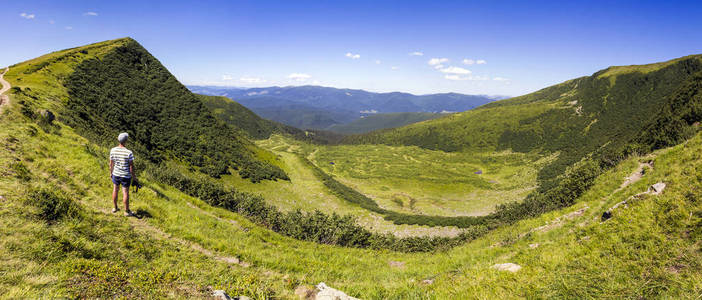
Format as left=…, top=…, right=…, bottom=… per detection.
left=129, top=160, right=136, bottom=181
left=129, top=152, right=136, bottom=181
left=109, top=160, right=114, bottom=177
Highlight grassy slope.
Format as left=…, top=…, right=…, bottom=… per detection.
left=327, top=112, right=443, bottom=135
left=2, top=97, right=700, bottom=298
left=8, top=37, right=285, bottom=181
left=2, top=41, right=700, bottom=298
left=346, top=55, right=702, bottom=184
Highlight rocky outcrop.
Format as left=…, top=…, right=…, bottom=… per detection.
left=602, top=182, right=666, bottom=221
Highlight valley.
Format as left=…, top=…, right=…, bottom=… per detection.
left=1, top=37, right=700, bottom=299
left=257, top=135, right=551, bottom=217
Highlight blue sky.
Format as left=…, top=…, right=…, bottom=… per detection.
left=2, top=0, right=701, bottom=96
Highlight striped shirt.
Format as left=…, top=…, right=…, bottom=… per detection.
left=110, top=146, right=134, bottom=178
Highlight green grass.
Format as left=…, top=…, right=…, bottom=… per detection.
left=0, top=117, right=282, bottom=298
left=224, top=139, right=464, bottom=237
left=2, top=39, right=701, bottom=298
left=597, top=54, right=702, bottom=79
left=2, top=100, right=701, bottom=298
left=270, top=136, right=553, bottom=217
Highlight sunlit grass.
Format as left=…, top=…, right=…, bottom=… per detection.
left=1, top=39, right=700, bottom=298
left=258, top=134, right=553, bottom=217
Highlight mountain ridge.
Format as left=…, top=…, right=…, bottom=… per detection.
left=2, top=38, right=702, bottom=298
left=188, top=85, right=498, bottom=130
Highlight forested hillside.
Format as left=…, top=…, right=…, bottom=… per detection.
left=198, top=94, right=344, bottom=143
left=347, top=55, right=702, bottom=184
left=8, top=38, right=287, bottom=181
left=326, top=112, right=443, bottom=134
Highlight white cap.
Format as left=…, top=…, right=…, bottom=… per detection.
left=118, top=132, right=129, bottom=144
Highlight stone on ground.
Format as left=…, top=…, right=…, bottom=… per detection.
left=315, top=282, right=359, bottom=300
left=294, top=285, right=317, bottom=299
left=650, top=182, right=666, bottom=194
left=388, top=260, right=405, bottom=268
left=492, top=263, right=522, bottom=272
left=212, top=290, right=232, bottom=300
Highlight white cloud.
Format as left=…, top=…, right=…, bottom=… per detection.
left=444, top=74, right=489, bottom=81
left=409, top=51, right=424, bottom=56
left=360, top=109, right=378, bottom=114
left=20, top=13, right=35, bottom=19
left=391, top=66, right=399, bottom=70
left=221, top=75, right=234, bottom=81
left=493, top=77, right=508, bottom=81
left=288, top=73, right=311, bottom=81
left=345, top=52, right=360, bottom=59
left=428, top=58, right=449, bottom=66
left=439, top=66, right=471, bottom=74
left=65, top=26, right=73, bottom=30
left=239, top=76, right=266, bottom=84
left=312, top=80, right=321, bottom=85
left=444, top=75, right=468, bottom=81
left=83, top=12, right=98, bottom=16
left=463, top=59, right=486, bottom=65
left=433, top=64, right=444, bottom=69
left=471, top=75, right=490, bottom=81
left=375, top=60, right=381, bottom=64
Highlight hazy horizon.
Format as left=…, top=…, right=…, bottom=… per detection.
left=3, top=0, right=702, bottom=97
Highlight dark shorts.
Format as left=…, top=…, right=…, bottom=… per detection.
left=111, top=175, right=131, bottom=187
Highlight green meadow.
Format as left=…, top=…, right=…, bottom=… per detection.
left=256, top=135, right=553, bottom=217
left=2, top=102, right=701, bottom=298
left=1, top=38, right=701, bottom=299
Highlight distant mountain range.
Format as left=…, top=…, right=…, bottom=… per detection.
left=326, top=112, right=444, bottom=135
left=187, top=85, right=502, bottom=130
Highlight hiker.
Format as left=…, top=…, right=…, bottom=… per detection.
left=110, top=132, right=137, bottom=217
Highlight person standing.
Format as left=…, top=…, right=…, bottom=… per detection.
left=110, top=132, right=137, bottom=217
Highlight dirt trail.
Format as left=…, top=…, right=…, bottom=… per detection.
left=96, top=206, right=252, bottom=268
left=0, top=67, right=10, bottom=114
left=516, top=160, right=654, bottom=239
left=618, top=161, right=652, bottom=190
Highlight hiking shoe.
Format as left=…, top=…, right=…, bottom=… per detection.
left=124, top=210, right=136, bottom=217
left=111, top=208, right=119, bottom=213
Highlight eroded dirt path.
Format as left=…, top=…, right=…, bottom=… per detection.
left=0, top=67, right=10, bottom=114
left=95, top=205, right=253, bottom=268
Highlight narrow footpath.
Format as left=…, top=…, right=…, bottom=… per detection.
left=0, top=67, right=11, bottom=115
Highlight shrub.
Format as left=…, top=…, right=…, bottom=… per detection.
left=146, top=164, right=482, bottom=252
left=27, top=187, right=82, bottom=222
left=9, top=161, right=31, bottom=181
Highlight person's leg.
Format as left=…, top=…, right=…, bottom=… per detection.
left=122, top=185, right=130, bottom=212
left=112, top=183, right=119, bottom=211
